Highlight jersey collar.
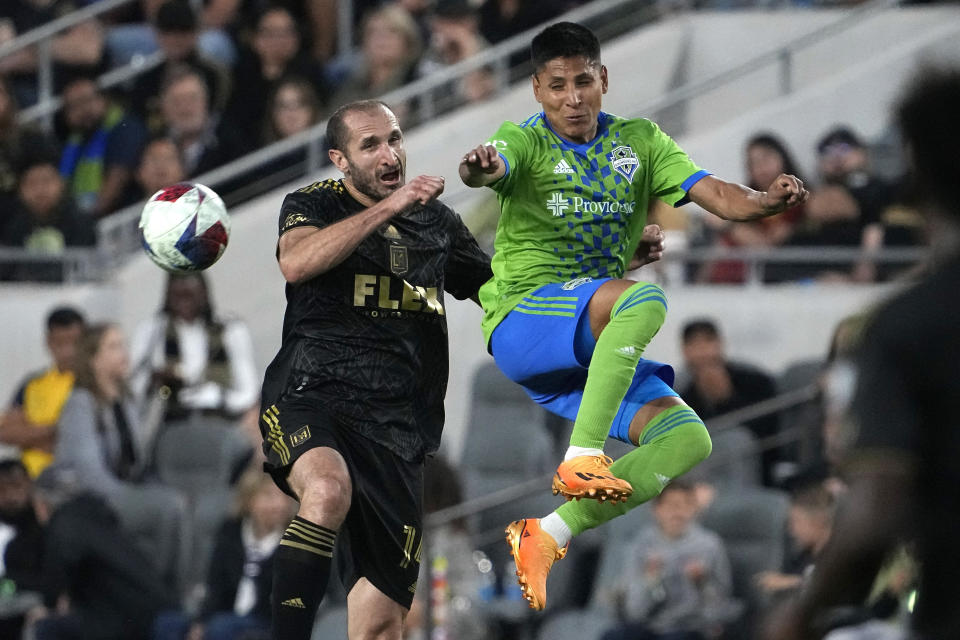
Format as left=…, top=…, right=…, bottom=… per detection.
left=540, top=111, right=611, bottom=157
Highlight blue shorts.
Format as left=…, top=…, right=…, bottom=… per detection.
left=489, top=277, right=677, bottom=443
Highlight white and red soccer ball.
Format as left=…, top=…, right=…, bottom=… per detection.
left=139, top=182, right=231, bottom=272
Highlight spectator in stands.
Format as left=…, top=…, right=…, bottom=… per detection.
left=0, top=459, right=44, bottom=592
left=0, top=0, right=106, bottom=107
left=58, top=77, right=147, bottom=218
left=678, top=319, right=781, bottom=486
left=129, top=0, right=231, bottom=130
left=327, top=5, right=423, bottom=124
left=771, top=127, right=898, bottom=283
left=26, top=464, right=177, bottom=640
left=127, top=136, right=187, bottom=206
left=701, top=134, right=807, bottom=284
left=223, top=6, right=326, bottom=141
left=54, top=324, right=187, bottom=590
left=153, top=468, right=295, bottom=640
left=0, top=307, right=85, bottom=478
left=755, top=482, right=835, bottom=605
left=0, top=459, right=44, bottom=638
left=419, top=1, right=496, bottom=111
left=129, top=272, right=259, bottom=430
left=1, top=154, right=95, bottom=281
left=478, top=0, right=558, bottom=44
left=601, top=480, right=739, bottom=640
left=106, top=0, right=239, bottom=69
left=157, top=66, right=243, bottom=177
left=0, top=76, right=58, bottom=220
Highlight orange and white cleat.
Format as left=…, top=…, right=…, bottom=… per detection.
left=505, top=518, right=568, bottom=611
left=552, top=455, right=632, bottom=503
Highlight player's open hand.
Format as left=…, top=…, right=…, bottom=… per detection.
left=629, top=224, right=665, bottom=269
left=762, top=173, right=808, bottom=213
left=390, top=175, right=445, bottom=212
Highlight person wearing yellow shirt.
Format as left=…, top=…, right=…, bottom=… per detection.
left=0, top=307, right=85, bottom=477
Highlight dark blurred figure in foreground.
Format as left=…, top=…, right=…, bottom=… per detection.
left=762, top=66, right=960, bottom=640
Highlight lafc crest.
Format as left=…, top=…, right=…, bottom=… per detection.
left=610, top=145, right=640, bottom=181
left=384, top=225, right=408, bottom=275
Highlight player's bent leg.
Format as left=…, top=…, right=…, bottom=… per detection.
left=346, top=578, right=407, bottom=640
left=555, top=280, right=668, bottom=502
left=272, top=446, right=352, bottom=640
left=557, top=398, right=711, bottom=536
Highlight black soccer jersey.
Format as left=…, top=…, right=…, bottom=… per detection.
left=261, top=179, right=492, bottom=462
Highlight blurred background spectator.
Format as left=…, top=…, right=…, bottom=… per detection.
left=27, top=464, right=177, bottom=640
left=327, top=4, right=423, bottom=125
left=128, top=0, right=231, bottom=130
left=677, top=319, right=781, bottom=486
left=600, top=480, right=740, bottom=640
left=1, top=153, right=95, bottom=281
left=156, top=66, right=242, bottom=177
left=0, top=306, right=85, bottom=478
left=700, top=133, right=807, bottom=284
left=222, top=6, right=326, bottom=138
left=153, top=468, right=294, bottom=640
left=129, top=271, right=259, bottom=432
left=0, top=76, right=58, bottom=217
left=58, top=76, right=146, bottom=218
left=126, top=135, right=187, bottom=206
left=0, top=459, right=45, bottom=639
left=54, top=323, right=188, bottom=592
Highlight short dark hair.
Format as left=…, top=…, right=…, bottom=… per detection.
left=325, top=100, right=393, bottom=154
left=682, top=318, right=719, bottom=343
left=746, top=133, right=805, bottom=188
left=816, top=126, right=864, bottom=154
left=46, top=306, right=85, bottom=331
left=0, top=459, right=28, bottom=478
left=155, top=0, right=198, bottom=33
left=897, top=65, right=960, bottom=217
left=531, top=22, right=601, bottom=72
left=654, top=478, right=695, bottom=502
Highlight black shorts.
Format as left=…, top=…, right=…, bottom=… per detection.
left=260, top=396, right=424, bottom=608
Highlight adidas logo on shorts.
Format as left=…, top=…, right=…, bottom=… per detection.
left=553, top=159, right=574, bottom=174
left=282, top=597, right=306, bottom=608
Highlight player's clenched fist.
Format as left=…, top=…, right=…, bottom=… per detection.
left=390, top=175, right=445, bottom=212
left=762, top=173, right=808, bottom=212
left=459, top=143, right=505, bottom=187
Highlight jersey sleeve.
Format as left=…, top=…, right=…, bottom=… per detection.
left=647, top=122, right=709, bottom=207
left=277, top=185, right=341, bottom=238
left=485, top=120, right=532, bottom=195
left=442, top=206, right=493, bottom=300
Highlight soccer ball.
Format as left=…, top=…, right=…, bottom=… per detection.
left=139, top=182, right=230, bottom=272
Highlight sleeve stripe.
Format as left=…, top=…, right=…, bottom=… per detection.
left=680, top=169, right=711, bottom=193
left=499, top=152, right=511, bottom=178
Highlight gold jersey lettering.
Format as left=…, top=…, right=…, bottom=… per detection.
left=420, top=287, right=445, bottom=315
left=401, top=280, right=423, bottom=311
left=378, top=275, right=399, bottom=309
left=354, top=274, right=376, bottom=306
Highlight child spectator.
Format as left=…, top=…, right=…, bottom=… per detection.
left=602, top=480, right=740, bottom=640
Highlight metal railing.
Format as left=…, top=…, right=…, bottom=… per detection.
left=3, top=0, right=358, bottom=129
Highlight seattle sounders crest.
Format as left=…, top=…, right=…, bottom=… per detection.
left=610, top=145, right=640, bottom=181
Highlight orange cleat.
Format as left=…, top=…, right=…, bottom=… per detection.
left=504, top=518, right=567, bottom=611
left=552, top=455, right=632, bottom=503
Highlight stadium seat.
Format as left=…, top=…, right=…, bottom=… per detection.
left=536, top=608, right=618, bottom=640
left=777, top=359, right=824, bottom=394
left=690, top=425, right=762, bottom=488
left=700, top=487, right=789, bottom=608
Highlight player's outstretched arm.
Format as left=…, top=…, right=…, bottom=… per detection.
left=688, top=174, right=808, bottom=222
left=459, top=143, right=505, bottom=188
left=278, top=175, right=445, bottom=284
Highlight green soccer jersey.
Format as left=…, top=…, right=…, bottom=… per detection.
left=478, top=110, right=708, bottom=344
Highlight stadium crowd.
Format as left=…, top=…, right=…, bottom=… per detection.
left=0, top=0, right=931, bottom=284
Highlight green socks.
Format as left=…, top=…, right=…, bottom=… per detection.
left=557, top=405, right=711, bottom=536
left=568, top=282, right=668, bottom=450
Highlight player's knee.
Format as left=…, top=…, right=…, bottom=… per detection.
left=298, top=473, right=351, bottom=525
left=610, top=282, right=667, bottom=329
left=686, top=420, right=712, bottom=465
left=353, top=611, right=403, bottom=640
